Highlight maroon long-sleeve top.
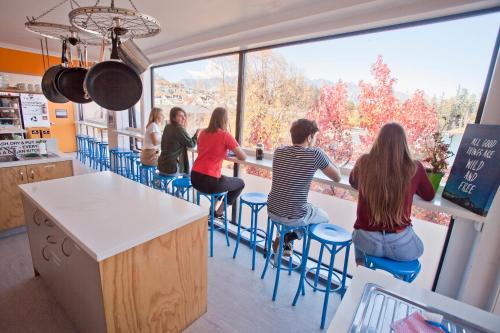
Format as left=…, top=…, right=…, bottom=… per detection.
left=349, top=159, right=435, bottom=232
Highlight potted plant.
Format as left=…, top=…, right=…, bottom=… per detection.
left=423, top=130, right=454, bottom=192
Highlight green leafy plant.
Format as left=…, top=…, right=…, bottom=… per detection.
left=424, top=129, right=454, bottom=174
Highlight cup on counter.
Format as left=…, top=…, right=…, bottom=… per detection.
left=16, top=83, right=26, bottom=90
left=27, top=84, right=34, bottom=92
left=34, top=84, right=41, bottom=92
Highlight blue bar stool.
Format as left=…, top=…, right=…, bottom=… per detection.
left=125, top=152, right=140, bottom=180
left=77, top=135, right=88, bottom=163
left=153, top=173, right=177, bottom=193
left=172, top=177, right=193, bottom=202
left=364, top=255, right=421, bottom=283
left=233, top=192, right=268, bottom=270
left=261, top=218, right=308, bottom=301
left=92, top=139, right=102, bottom=170
left=196, top=191, right=229, bottom=257
left=139, top=164, right=157, bottom=187
left=97, top=142, right=110, bottom=171
left=109, top=148, right=131, bottom=176
left=292, top=223, right=352, bottom=329
left=86, top=137, right=96, bottom=168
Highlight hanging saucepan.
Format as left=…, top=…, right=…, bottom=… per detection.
left=84, top=30, right=142, bottom=111
left=55, top=44, right=92, bottom=104
left=41, top=39, right=69, bottom=103
left=117, top=39, right=151, bottom=74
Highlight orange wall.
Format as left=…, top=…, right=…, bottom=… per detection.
left=0, top=47, right=77, bottom=152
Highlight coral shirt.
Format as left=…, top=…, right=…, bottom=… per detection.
left=192, top=129, right=239, bottom=178
left=349, top=160, right=435, bottom=232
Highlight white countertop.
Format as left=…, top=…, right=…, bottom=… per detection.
left=188, top=148, right=486, bottom=222
left=328, top=266, right=500, bottom=332
left=0, top=154, right=72, bottom=168
left=19, top=171, right=207, bottom=261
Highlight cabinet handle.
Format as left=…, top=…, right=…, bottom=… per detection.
left=44, top=219, right=54, bottom=227
left=61, top=237, right=71, bottom=257
left=42, top=246, right=50, bottom=261
left=30, top=170, right=35, bottom=180
left=46, top=235, right=57, bottom=244
left=20, top=170, right=24, bottom=182
left=33, top=209, right=42, bottom=226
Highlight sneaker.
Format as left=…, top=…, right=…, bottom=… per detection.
left=283, top=231, right=298, bottom=257
left=283, top=242, right=293, bottom=257
left=272, top=235, right=293, bottom=257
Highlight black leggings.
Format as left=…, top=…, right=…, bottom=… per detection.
left=191, top=171, right=245, bottom=206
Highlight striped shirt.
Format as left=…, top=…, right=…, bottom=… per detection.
left=267, top=145, right=330, bottom=219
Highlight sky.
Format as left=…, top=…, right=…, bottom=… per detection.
left=155, top=11, right=500, bottom=98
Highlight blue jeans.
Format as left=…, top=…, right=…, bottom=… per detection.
left=352, top=227, right=424, bottom=262
left=268, top=203, right=329, bottom=239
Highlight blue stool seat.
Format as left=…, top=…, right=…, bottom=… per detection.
left=261, top=219, right=308, bottom=301
left=172, top=177, right=193, bottom=202
left=293, top=223, right=352, bottom=329
left=233, top=192, right=268, bottom=271
left=364, top=255, right=421, bottom=283
left=153, top=173, right=177, bottom=193
left=197, top=191, right=229, bottom=257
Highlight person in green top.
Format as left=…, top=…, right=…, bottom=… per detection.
left=157, top=107, right=199, bottom=175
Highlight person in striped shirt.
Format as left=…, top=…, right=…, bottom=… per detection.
left=267, top=119, right=341, bottom=256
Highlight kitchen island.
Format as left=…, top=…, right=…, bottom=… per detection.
left=19, top=171, right=208, bottom=333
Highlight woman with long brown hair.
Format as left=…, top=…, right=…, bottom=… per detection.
left=191, top=107, right=247, bottom=217
left=349, top=122, right=435, bottom=265
left=157, top=107, right=198, bottom=175
left=140, top=107, right=164, bottom=166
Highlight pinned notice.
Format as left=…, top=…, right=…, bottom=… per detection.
left=442, top=124, right=500, bottom=217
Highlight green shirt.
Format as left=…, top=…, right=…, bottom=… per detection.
left=157, top=123, right=197, bottom=174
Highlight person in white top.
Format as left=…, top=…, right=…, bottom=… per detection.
left=140, top=107, right=164, bottom=166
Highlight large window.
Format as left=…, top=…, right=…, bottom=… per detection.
left=242, top=13, right=499, bottom=169
left=240, top=12, right=499, bottom=225
left=153, top=55, right=239, bottom=136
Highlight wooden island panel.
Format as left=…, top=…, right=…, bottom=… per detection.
left=99, top=216, right=207, bottom=333
left=0, top=165, right=28, bottom=230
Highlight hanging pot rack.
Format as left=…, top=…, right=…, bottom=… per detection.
left=68, top=0, right=161, bottom=40
left=25, top=0, right=108, bottom=45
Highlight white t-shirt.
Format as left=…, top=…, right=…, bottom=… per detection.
left=143, top=123, right=161, bottom=149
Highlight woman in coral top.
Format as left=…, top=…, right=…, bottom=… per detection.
left=349, top=122, right=435, bottom=265
left=191, top=107, right=247, bottom=217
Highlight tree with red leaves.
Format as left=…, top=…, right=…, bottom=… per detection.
left=307, top=81, right=353, bottom=166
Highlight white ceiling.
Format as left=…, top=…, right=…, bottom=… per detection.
left=0, top=0, right=499, bottom=65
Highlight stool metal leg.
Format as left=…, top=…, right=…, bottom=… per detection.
left=314, top=243, right=325, bottom=290
left=223, top=194, right=229, bottom=246
left=261, top=220, right=275, bottom=279
left=340, top=243, right=351, bottom=297
left=320, top=246, right=337, bottom=329
left=209, top=196, right=215, bottom=257
left=272, top=226, right=286, bottom=301
left=232, top=198, right=244, bottom=259
left=293, top=235, right=311, bottom=305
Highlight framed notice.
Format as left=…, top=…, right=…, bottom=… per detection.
left=20, top=93, right=50, bottom=127
left=442, top=124, right=500, bottom=217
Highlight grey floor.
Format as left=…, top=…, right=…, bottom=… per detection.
left=0, top=158, right=342, bottom=332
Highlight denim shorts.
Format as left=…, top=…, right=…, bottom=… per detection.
left=268, top=203, right=329, bottom=239
left=352, top=227, right=424, bottom=262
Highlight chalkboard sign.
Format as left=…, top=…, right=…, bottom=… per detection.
left=442, top=124, right=500, bottom=217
